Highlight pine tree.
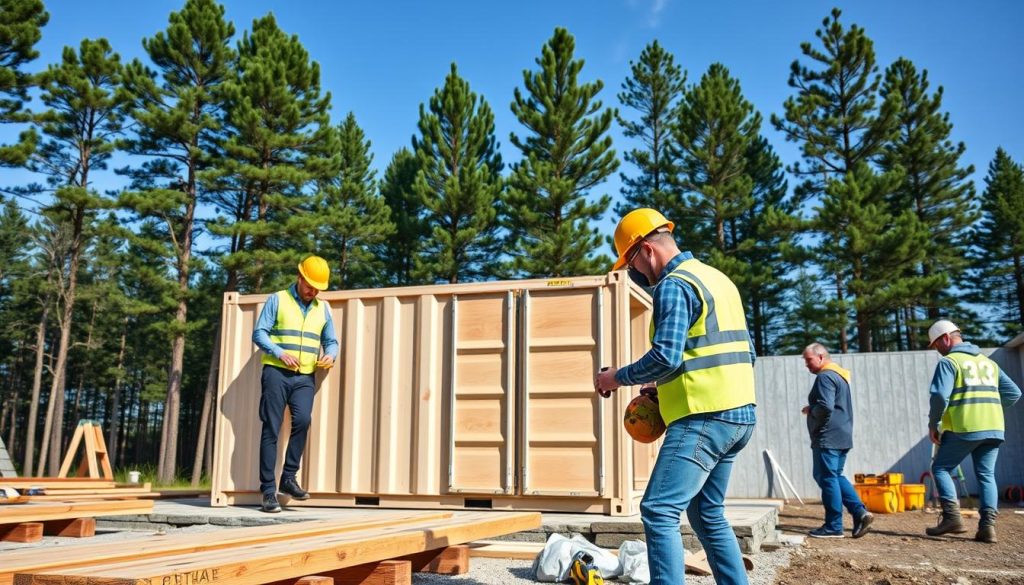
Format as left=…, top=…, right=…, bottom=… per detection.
left=615, top=40, right=685, bottom=216
left=879, top=58, right=977, bottom=347
left=310, top=112, right=393, bottom=289
left=506, top=28, right=618, bottom=277
left=0, top=0, right=47, bottom=166
left=772, top=8, right=931, bottom=352
left=203, top=12, right=335, bottom=294
left=27, top=37, right=128, bottom=474
left=411, top=63, right=503, bottom=284
left=775, top=269, right=847, bottom=354
left=973, top=149, right=1024, bottom=337
left=378, top=148, right=426, bottom=286
left=119, top=0, right=234, bottom=482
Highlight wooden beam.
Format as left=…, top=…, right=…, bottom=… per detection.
left=0, top=479, right=116, bottom=489
left=18, top=512, right=541, bottom=585
left=401, top=546, right=469, bottom=575
left=43, top=517, right=96, bottom=537
left=0, top=522, right=42, bottom=543
left=1, top=512, right=451, bottom=585
left=0, top=499, right=153, bottom=525
left=275, top=561, right=412, bottom=585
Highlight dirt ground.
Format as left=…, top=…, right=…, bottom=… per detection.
left=773, top=503, right=1024, bottom=584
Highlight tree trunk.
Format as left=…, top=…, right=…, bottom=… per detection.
left=835, top=272, right=848, bottom=353
left=856, top=310, right=873, bottom=353
left=191, top=323, right=220, bottom=486
left=1014, top=252, right=1024, bottom=327
left=107, top=318, right=128, bottom=464
left=23, top=303, right=50, bottom=475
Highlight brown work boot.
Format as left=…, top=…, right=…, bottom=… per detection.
left=975, top=508, right=997, bottom=543
left=926, top=499, right=967, bottom=536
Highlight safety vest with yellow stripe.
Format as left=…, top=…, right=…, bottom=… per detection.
left=941, top=351, right=1004, bottom=433
left=261, top=290, right=330, bottom=375
left=652, top=259, right=756, bottom=425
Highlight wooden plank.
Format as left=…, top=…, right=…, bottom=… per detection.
left=43, top=517, right=96, bottom=537
left=293, top=578, right=333, bottom=585
left=268, top=561, right=411, bottom=585
left=58, top=425, right=86, bottom=478
left=0, top=522, right=42, bottom=543
left=18, top=512, right=541, bottom=585
left=1, top=512, right=451, bottom=585
left=0, top=499, right=153, bottom=524
left=468, top=541, right=545, bottom=560
left=401, top=546, right=469, bottom=575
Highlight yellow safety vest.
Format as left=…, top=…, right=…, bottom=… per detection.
left=941, top=351, right=1004, bottom=433
left=261, top=290, right=330, bottom=375
left=652, top=259, right=756, bottom=425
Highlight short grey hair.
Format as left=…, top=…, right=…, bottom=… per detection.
left=803, top=342, right=830, bottom=358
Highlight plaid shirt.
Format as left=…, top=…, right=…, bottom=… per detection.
left=616, top=252, right=756, bottom=424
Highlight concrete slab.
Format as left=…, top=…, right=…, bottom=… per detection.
left=91, top=497, right=779, bottom=554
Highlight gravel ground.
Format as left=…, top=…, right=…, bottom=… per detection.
left=413, top=549, right=794, bottom=585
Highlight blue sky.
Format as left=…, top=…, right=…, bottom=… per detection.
left=4, top=0, right=1024, bottom=238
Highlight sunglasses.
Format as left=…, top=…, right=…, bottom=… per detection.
left=626, top=240, right=647, bottom=270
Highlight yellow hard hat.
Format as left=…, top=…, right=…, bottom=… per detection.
left=298, top=255, right=330, bottom=290
left=612, top=209, right=674, bottom=270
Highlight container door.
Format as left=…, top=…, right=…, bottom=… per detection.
left=447, top=292, right=516, bottom=494
left=519, top=286, right=606, bottom=497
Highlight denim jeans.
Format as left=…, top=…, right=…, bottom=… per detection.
left=932, top=432, right=1001, bottom=512
left=259, top=365, right=316, bottom=494
left=640, top=414, right=755, bottom=585
left=811, top=448, right=866, bottom=532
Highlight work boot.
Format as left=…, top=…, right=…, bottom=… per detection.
left=852, top=511, right=874, bottom=539
left=261, top=492, right=281, bottom=513
left=279, top=477, right=309, bottom=500
left=925, top=499, right=967, bottom=536
left=975, top=508, right=997, bottom=543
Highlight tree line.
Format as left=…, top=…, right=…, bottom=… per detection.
left=0, top=1, right=1021, bottom=481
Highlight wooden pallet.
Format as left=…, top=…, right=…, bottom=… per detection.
left=1, top=512, right=451, bottom=585
left=16, top=511, right=541, bottom=585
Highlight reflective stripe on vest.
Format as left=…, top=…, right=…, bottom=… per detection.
left=941, top=352, right=1004, bottom=433
left=652, top=259, right=756, bottom=425
left=261, top=290, right=330, bottom=374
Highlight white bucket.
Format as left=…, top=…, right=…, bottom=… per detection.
left=128, top=470, right=141, bottom=484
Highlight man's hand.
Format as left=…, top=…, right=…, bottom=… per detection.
left=595, top=367, right=619, bottom=398
left=929, top=427, right=941, bottom=445
left=801, top=405, right=810, bottom=415
left=279, top=353, right=300, bottom=370
left=317, top=355, right=335, bottom=369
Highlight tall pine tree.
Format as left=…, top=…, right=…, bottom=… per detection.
left=879, top=58, right=977, bottom=348
left=119, top=0, right=234, bottom=481
left=0, top=0, right=47, bottom=166
left=973, top=149, right=1024, bottom=338
left=506, top=28, right=618, bottom=277
left=615, top=40, right=685, bottom=217
left=412, top=63, right=503, bottom=284
left=310, top=112, right=393, bottom=289
left=378, top=148, right=426, bottom=286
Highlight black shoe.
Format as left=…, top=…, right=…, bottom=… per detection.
left=261, top=492, right=281, bottom=513
left=808, top=526, right=844, bottom=538
left=852, top=511, right=874, bottom=538
left=279, top=478, right=309, bottom=500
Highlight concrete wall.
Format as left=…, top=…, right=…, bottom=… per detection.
left=727, top=349, right=1024, bottom=499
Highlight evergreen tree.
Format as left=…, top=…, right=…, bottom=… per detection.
left=0, top=0, right=47, bottom=166
left=506, top=28, right=618, bottom=277
left=412, top=63, right=503, bottom=284
left=973, top=149, right=1024, bottom=337
left=775, top=269, right=847, bottom=355
left=203, top=12, right=335, bottom=294
left=378, top=147, right=426, bottom=286
left=119, top=0, right=234, bottom=481
left=310, top=112, right=393, bottom=289
left=879, top=58, right=977, bottom=347
left=615, top=40, right=685, bottom=216
left=773, top=8, right=931, bottom=352
left=28, top=37, right=128, bottom=474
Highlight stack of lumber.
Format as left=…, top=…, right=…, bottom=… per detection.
left=6, top=510, right=541, bottom=585
left=0, top=498, right=154, bottom=543
left=0, top=478, right=157, bottom=501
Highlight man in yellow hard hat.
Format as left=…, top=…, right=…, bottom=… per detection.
left=924, top=319, right=1019, bottom=542
left=594, top=209, right=757, bottom=585
left=252, top=255, right=338, bottom=513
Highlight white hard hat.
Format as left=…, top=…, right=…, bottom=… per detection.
left=927, top=319, right=960, bottom=347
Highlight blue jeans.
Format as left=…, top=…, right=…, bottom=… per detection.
left=811, top=448, right=866, bottom=532
left=932, top=433, right=1001, bottom=512
left=259, top=365, right=316, bottom=494
left=640, top=414, right=755, bottom=585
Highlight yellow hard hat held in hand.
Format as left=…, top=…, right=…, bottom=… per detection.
left=298, top=255, right=330, bottom=290
left=612, top=209, right=674, bottom=270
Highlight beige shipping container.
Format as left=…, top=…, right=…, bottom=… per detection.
left=211, top=273, right=658, bottom=515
